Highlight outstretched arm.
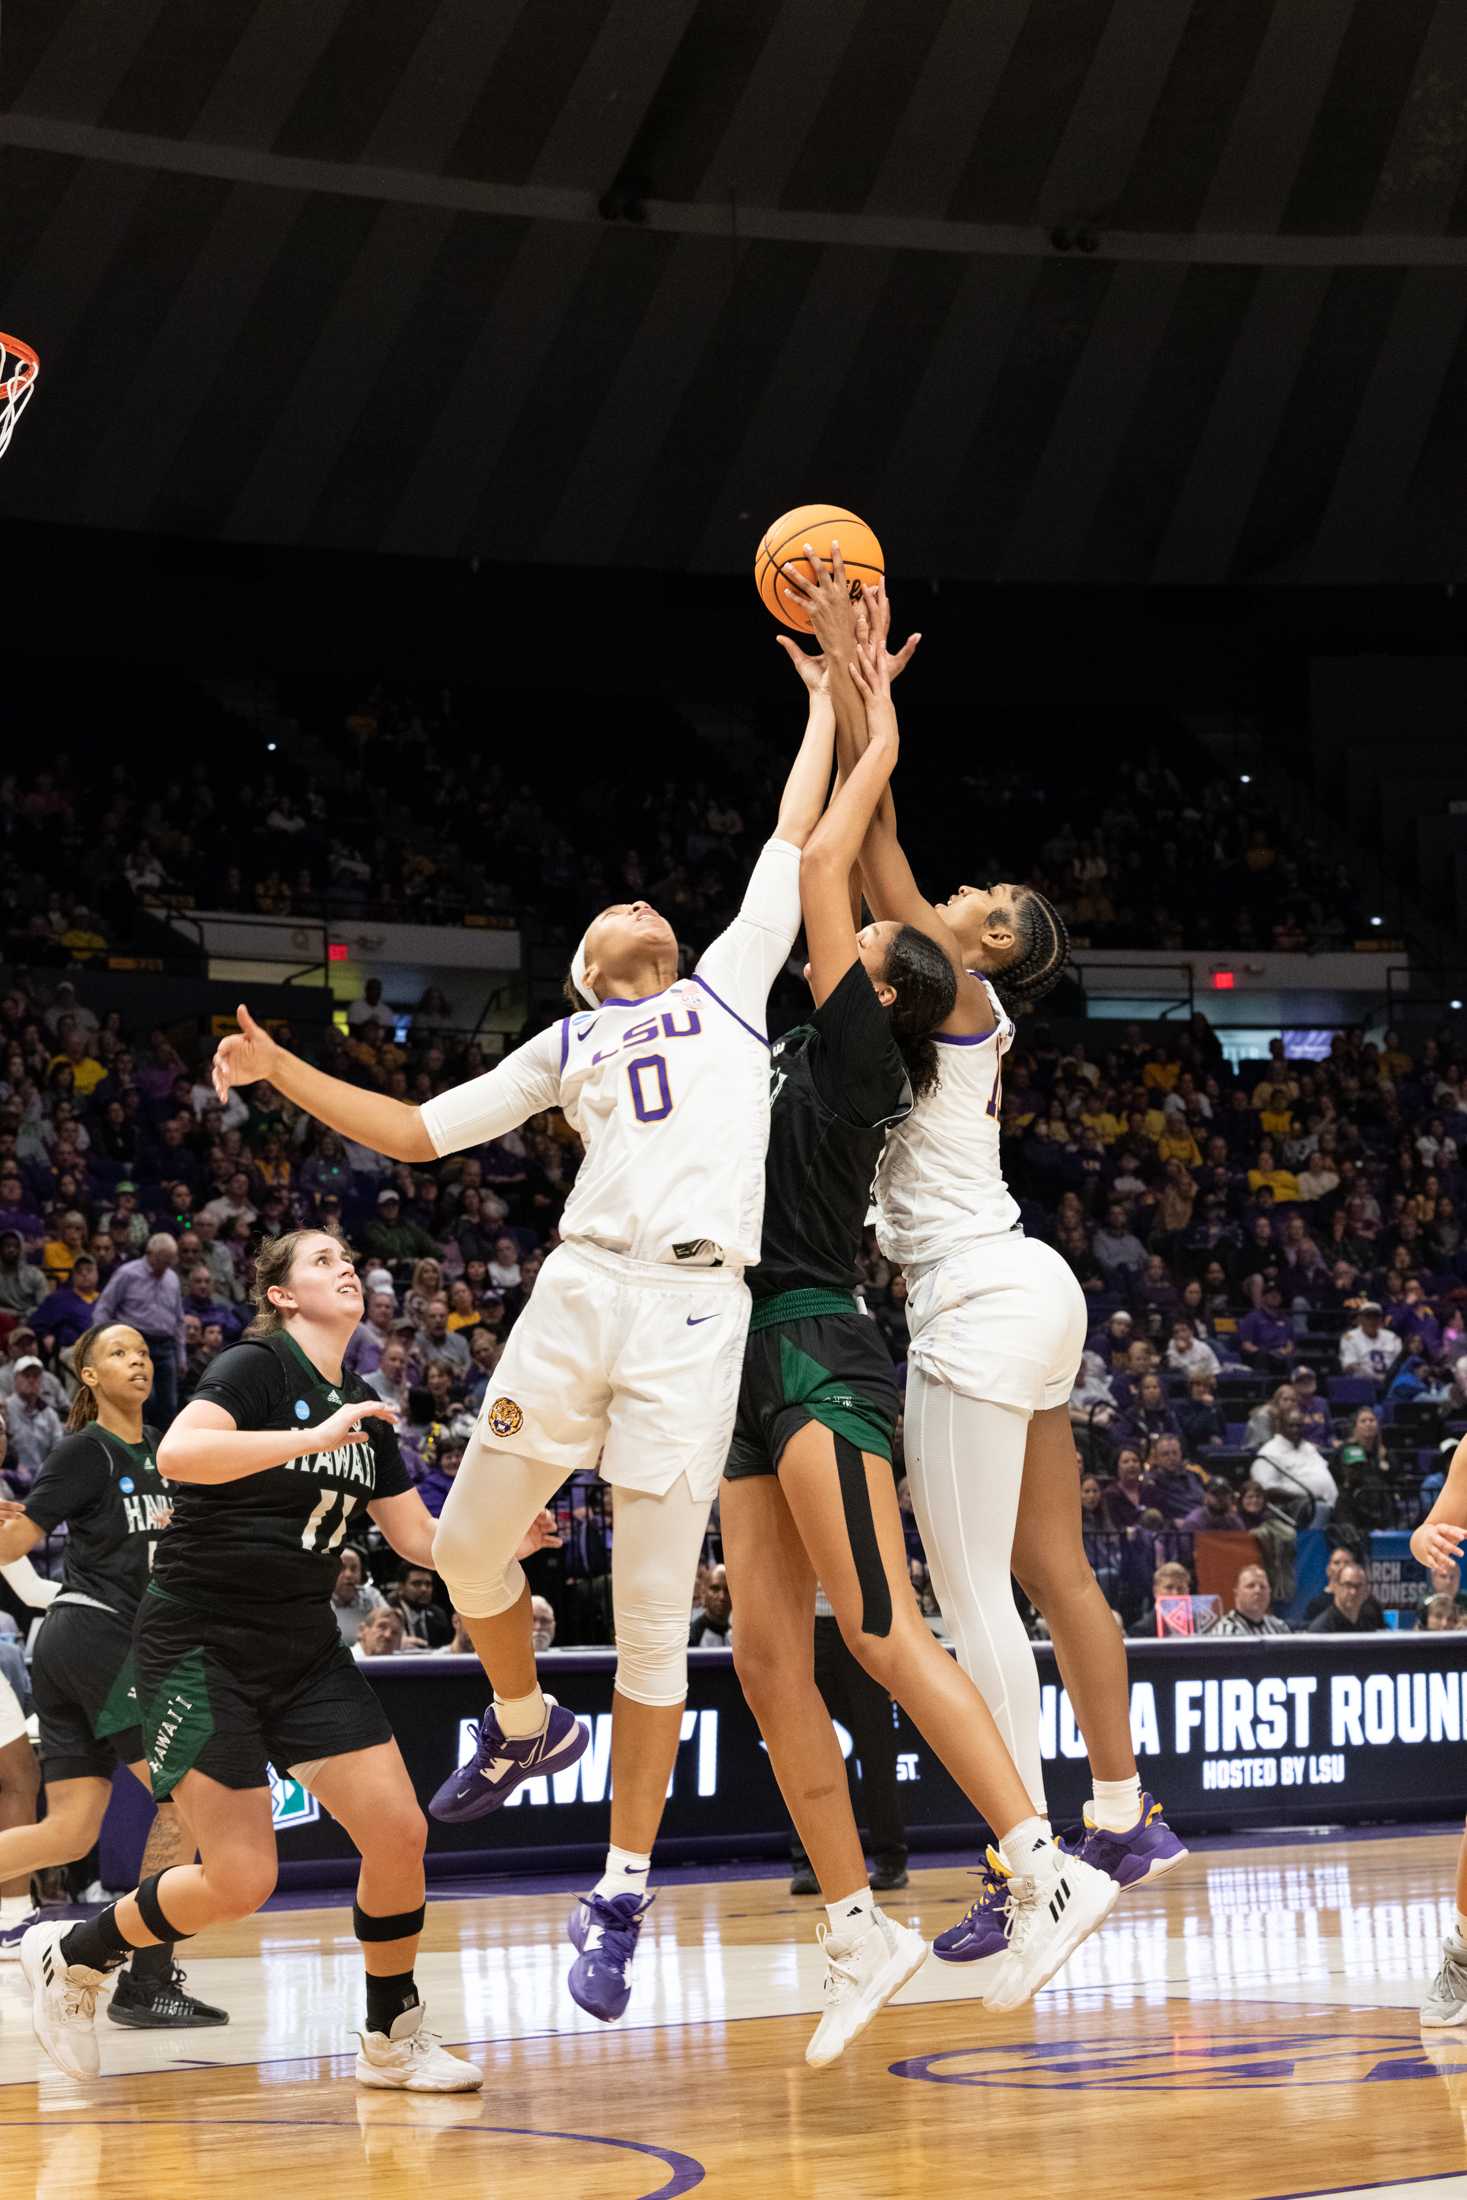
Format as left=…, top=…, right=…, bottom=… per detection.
left=799, top=636, right=901, bottom=1007
left=771, top=654, right=838, bottom=849
left=214, top=1005, right=562, bottom=1163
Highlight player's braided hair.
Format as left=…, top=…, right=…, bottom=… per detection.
left=64, top=1323, right=128, bottom=1431
left=987, top=888, right=1069, bottom=1017
left=882, top=925, right=957, bottom=1103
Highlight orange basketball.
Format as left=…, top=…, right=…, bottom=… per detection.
left=754, top=504, right=884, bottom=633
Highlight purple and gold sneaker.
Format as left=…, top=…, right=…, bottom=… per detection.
left=932, top=1849, right=1012, bottom=1964
left=566, top=1891, right=654, bottom=2022
left=1059, top=1795, right=1186, bottom=1889
left=428, top=1695, right=588, bottom=1823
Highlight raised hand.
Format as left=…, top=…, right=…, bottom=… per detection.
left=515, top=1507, right=564, bottom=1560
left=212, top=1002, right=282, bottom=1103
left=774, top=634, right=830, bottom=696
left=788, top=541, right=862, bottom=661
left=857, top=578, right=921, bottom=682
left=1411, top=1519, right=1467, bottom=1571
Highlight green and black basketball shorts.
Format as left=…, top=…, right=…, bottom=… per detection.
left=31, top=1599, right=145, bottom=1780
left=724, top=1289, right=900, bottom=1480
left=136, top=1581, right=393, bottom=1801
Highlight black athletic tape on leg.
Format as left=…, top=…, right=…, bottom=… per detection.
left=834, top=1432, right=892, bottom=1640
left=135, top=1870, right=193, bottom=1945
left=353, top=1900, right=427, bottom=1944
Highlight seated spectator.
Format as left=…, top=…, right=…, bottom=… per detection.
left=414, top=1294, right=471, bottom=1378
left=1423, top=1558, right=1465, bottom=1614
left=364, top=1187, right=439, bottom=1269
left=1101, top=1446, right=1148, bottom=1531
left=1248, top=1142, right=1302, bottom=1204
left=1306, top=1558, right=1377, bottom=1633
left=331, top=1546, right=387, bottom=1646
left=1237, top=1478, right=1298, bottom=1604
left=180, top=1260, right=240, bottom=1342
left=1117, top=1371, right=1179, bottom=1452
left=1237, top=1284, right=1295, bottom=1371
left=0, top=1229, right=46, bottom=1319
left=1177, top=1372, right=1226, bottom=1454
left=531, top=1595, right=558, bottom=1654
left=1336, top=1405, right=1392, bottom=1484
left=4, top=1358, right=65, bottom=1484
left=689, top=1563, right=733, bottom=1647
left=1302, top=1546, right=1385, bottom=1629
left=1141, top=1432, right=1207, bottom=1523
left=1339, top=1302, right=1402, bottom=1386
left=416, top=1428, right=467, bottom=1518
left=1179, top=1476, right=1246, bottom=1534
left=390, top=1562, right=453, bottom=1649
left=32, top=1253, right=101, bottom=1352
left=1252, top=1407, right=1338, bottom=1525
left=0, top=1327, right=64, bottom=1409
left=488, top=1233, right=523, bottom=1292
left=345, top=1287, right=399, bottom=1377
left=1166, top=1319, right=1219, bottom=1383
left=445, top=1278, right=481, bottom=1338
left=1289, top=1363, right=1332, bottom=1450
left=353, top=1605, right=409, bottom=1659
left=365, top=1335, right=411, bottom=1412
left=1245, top=1382, right=1300, bottom=1454
left=1130, top=1559, right=1195, bottom=1638
left=1423, top=1594, right=1461, bottom=1632
left=464, top=1325, right=505, bottom=1411
left=1216, top=1562, right=1291, bottom=1637
left=1094, top=1202, right=1147, bottom=1282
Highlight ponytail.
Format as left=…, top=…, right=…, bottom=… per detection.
left=65, top=1324, right=121, bottom=1431
left=882, top=925, right=957, bottom=1103
left=988, top=888, right=1069, bottom=1017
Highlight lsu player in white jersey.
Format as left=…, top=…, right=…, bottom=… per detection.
left=795, top=550, right=1184, bottom=1968
left=210, top=682, right=839, bottom=2023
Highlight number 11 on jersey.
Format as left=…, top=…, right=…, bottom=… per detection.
left=301, top=1489, right=358, bottom=1551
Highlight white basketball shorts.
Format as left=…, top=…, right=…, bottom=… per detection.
left=0, top=1668, right=27, bottom=1750
left=904, top=1232, right=1087, bottom=1415
left=469, top=1238, right=751, bottom=1502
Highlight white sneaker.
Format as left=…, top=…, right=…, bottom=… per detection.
left=355, top=2001, right=484, bottom=2092
left=981, top=1842, right=1119, bottom=2014
left=805, top=1907, right=930, bottom=2068
left=1422, top=1933, right=1467, bottom=2027
left=19, top=1922, right=116, bottom=2080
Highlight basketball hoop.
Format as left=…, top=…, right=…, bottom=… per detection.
left=0, top=333, right=39, bottom=461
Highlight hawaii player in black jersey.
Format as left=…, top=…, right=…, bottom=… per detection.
left=722, top=628, right=1118, bottom=2066
left=0, top=1323, right=227, bottom=2027
left=19, top=1228, right=518, bottom=2089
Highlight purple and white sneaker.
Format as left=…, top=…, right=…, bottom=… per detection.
left=428, top=1694, right=588, bottom=1824
left=566, top=1891, right=653, bottom=2023
left=0, top=1908, right=43, bottom=1964
left=1058, top=1794, right=1187, bottom=1889
left=932, top=1850, right=1011, bottom=1964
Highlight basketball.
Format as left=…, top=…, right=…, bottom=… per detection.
left=754, top=503, right=884, bottom=632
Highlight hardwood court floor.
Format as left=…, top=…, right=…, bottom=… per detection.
left=4, top=1832, right=1467, bottom=2200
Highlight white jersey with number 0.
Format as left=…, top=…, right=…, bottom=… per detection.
left=420, top=840, right=801, bottom=1270
left=874, top=975, right=1019, bottom=1267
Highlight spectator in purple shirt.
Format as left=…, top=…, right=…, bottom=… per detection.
left=1142, top=1433, right=1209, bottom=1523
left=0, top=1168, right=45, bottom=1245
left=179, top=1260, right=242, bottom=1341
left=1178, top=1477, right=1247, bottom=1534
left=1101, top=1447, right=1148, bottom=1531
left=415, top=1430, right=467, bottom=1518
left=31, top=1253, right=102, bottom=1350
left=1290, top=1364, right=1333, bottom=1450
left=92, top=1231, right=186, bottom=1426
left=1238, top=1284, right=1294, bottom=1370
left=345, top=1288, right=399, bottom=1377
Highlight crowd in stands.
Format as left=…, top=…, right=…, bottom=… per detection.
left=2, top=681, right=1374, bottom=960
left=2, top=943, right=1465, bottom=1657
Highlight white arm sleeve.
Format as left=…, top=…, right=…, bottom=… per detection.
left=1, top=1555, right=59, bottom=1608
left=419, top=1025, right=564, bottom=1158
left=692, top=837, right=802, bottom=1032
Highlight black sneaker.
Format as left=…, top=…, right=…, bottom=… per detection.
left=789, top=1867, right=820, bottom=1896
left=870, top=1861, right=909, bottom=1892
left=107, top=1961, right=230, bottom=2028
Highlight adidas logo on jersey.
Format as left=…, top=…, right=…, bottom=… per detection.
left=326, top=1389, right=342, bottom=1404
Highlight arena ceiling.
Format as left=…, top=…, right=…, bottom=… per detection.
left=4, top=0, right=1467, bottom=583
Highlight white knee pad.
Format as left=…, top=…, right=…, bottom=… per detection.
left=612, top=1611, right=690, bottom=1709
left=431, top=1513, right=526, bottom=1621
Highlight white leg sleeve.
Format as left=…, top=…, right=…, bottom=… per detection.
left=905, top=1367, right=1047, bottom=1814
left=431, top=1437, right=567, bottom=1620
left=609, top=1475, right=715, bottom=1708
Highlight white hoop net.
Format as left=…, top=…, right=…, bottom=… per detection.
left=0, top=334, right=39, bottom=461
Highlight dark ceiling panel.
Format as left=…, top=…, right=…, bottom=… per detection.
left=273, top=0, right=454, bottom=161
left=1282, top=0, right=1437, bottom=234
left=445, top=0, right=608, bottom=185
left=99, top=0, right=262, bottom=142
left=1107, top=0, right=1276, bottom=232
left=945, top=0, right=1117, bottom=223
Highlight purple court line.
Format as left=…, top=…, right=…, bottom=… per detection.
left=1260, top=2176, right=1467, bottom=2199
left=0, top=2116, right=704, bottom=2198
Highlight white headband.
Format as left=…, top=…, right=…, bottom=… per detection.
left=569, top=932, right=599, bottom=1009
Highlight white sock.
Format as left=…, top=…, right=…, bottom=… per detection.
left=594, top=1844, right=651, bottom=1904
left=826, top=1888, right=877, bottom=1945
left=1454, top=1908, right=1467, bottom=1944
left=1090, top=1775, right=1143, bottom=1833
left=494, top=1685, right=547, bottom=1739
left=999, top=1816, right=1054, bottom=1874
left=0, top=1891, right=29, bottom=1927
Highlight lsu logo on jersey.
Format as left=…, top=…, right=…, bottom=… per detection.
left=488, top=1396, right=524, bottom=1439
